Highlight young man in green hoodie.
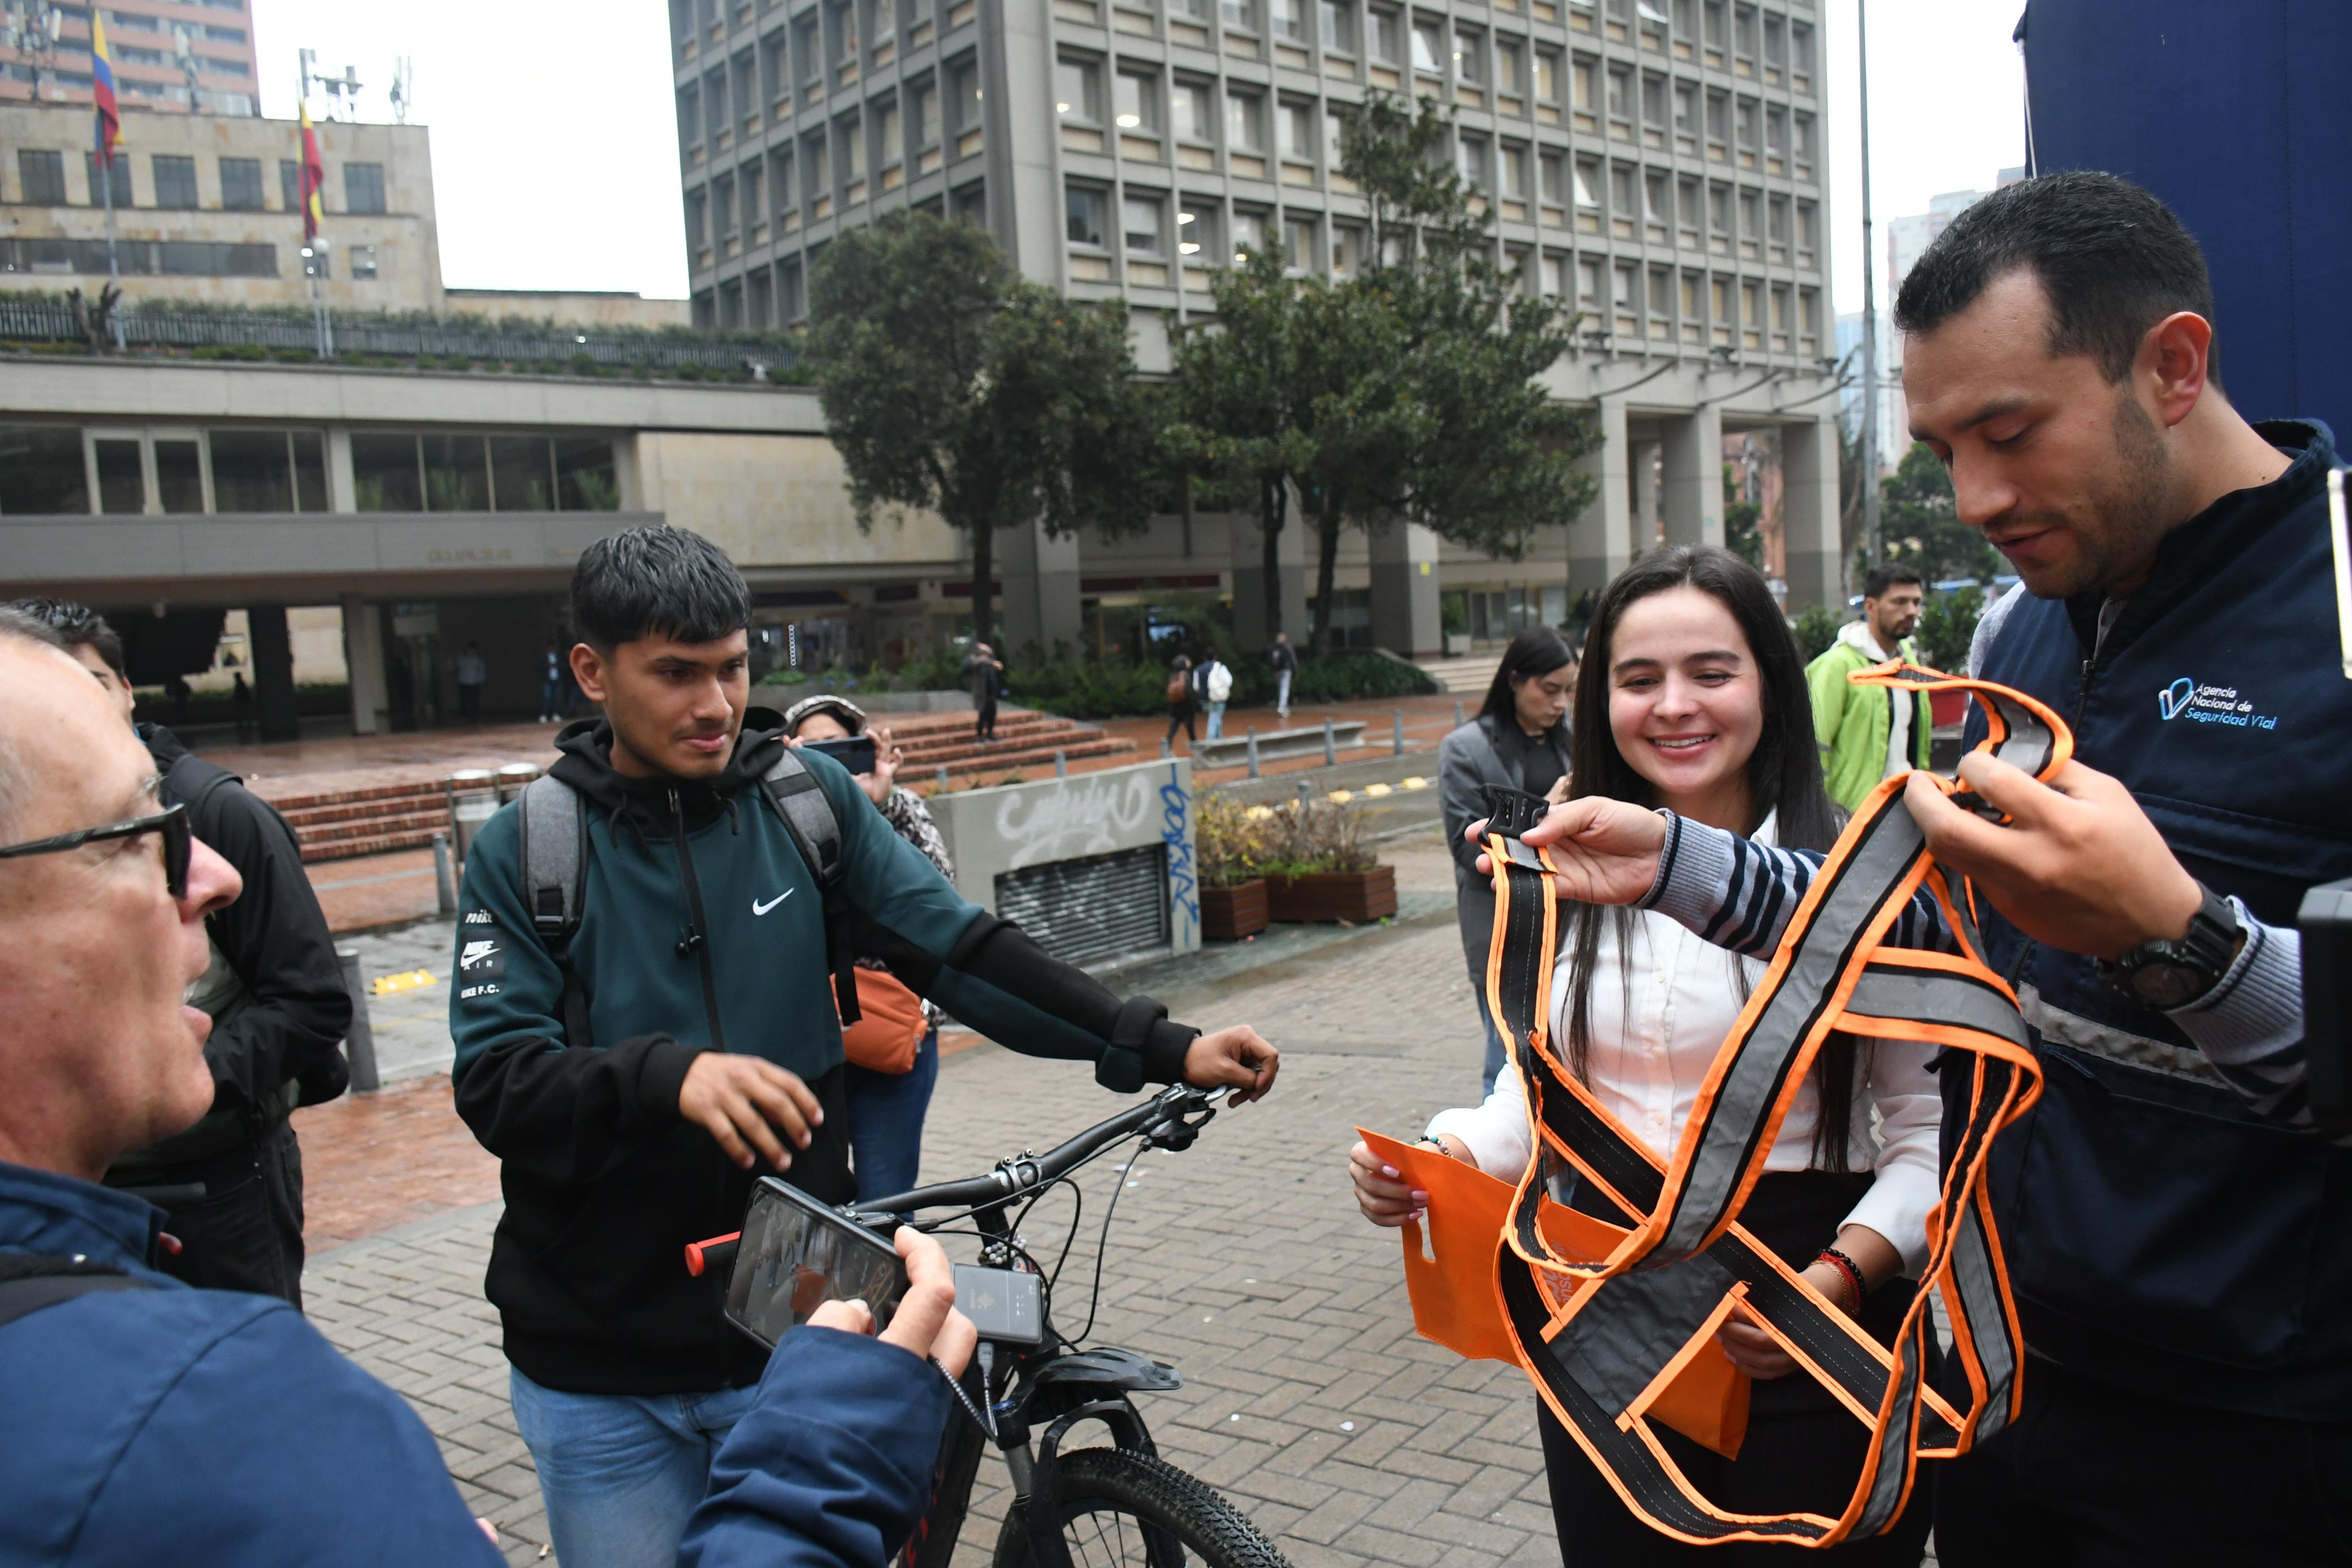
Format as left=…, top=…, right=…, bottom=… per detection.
left=451, top=527, right=1279, bottom=1568
left=1805, top=562, right=1934, bottom=812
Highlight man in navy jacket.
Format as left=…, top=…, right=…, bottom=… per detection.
left=1485, top=173, right=2351, bottom=1565
left=0, top=611, right=971, bottom=1568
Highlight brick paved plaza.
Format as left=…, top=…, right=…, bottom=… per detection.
left=296, top=834, right=1583, bottom=1568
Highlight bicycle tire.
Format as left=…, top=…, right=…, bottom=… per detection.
left=992, top=1447, right=1291, bottom=1568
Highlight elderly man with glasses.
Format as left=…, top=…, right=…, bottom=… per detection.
left=0, top=610, right=976, bottom=1567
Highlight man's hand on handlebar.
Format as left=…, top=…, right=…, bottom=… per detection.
left=1182, top=1025, right=1279, bottom=1105
left=807, top=1227, right=979, bottom=1376
left=678, top=1052, right=823, bottom=1171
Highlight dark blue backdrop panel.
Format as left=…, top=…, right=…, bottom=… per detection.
left=2020, top=0, right=2351, bottom=434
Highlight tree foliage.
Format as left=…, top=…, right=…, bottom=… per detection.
left=1914, top=583, right=1987, bottom=674
left=1723, top=461, right=1764, bottom=568
left=1880, top=440, right=2001, bottom=584
left=805, top=210, right=1158, bottom=649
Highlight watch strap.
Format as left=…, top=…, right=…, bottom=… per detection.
left=2097, top=882, right=2240, bottom=1007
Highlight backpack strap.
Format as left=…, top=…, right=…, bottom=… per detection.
left=756, top=750, right=862, bottom=1024
left=517, top=774, right=595, bottom=1050
left=0, top=1254, right=156, bottom=1331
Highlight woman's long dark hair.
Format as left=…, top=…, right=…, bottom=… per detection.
left=1477, top=625, right=1577, bottom=730
left=1559, top=546, right=1861, bottom=1171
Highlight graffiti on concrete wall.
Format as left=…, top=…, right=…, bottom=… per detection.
left=993, top=769, right=1158, bottom=869
left=1159, top=763, right=1198, bottom=935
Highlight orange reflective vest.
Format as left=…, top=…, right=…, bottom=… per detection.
left=1378, top=664, right=2063, bottom=1547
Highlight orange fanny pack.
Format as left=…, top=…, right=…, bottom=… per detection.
left=833, top=969, right=927, bottom=1075
left=1381, top=662, right=2061, bottom=1548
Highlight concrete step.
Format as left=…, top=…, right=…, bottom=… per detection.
left=1413, top=656, right=1501, bottom=695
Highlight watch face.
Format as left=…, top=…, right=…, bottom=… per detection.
left=2128, top=961, right=2208, bottom=1010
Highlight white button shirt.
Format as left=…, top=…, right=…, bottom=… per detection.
left=1427, top=814, right=1943, bottom=1272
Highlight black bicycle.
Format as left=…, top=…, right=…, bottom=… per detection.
left=697, top=1084, right=1292, bottom=1568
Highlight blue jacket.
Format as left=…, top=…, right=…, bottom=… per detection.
left=0, top=1159, right=946, bottom=1567
left=1965, top=420, right=2352, bottom=1419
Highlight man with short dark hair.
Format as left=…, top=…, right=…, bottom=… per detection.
left=6, top=596, right=349, bottom=1308
left=1804, top=562, right=1931, bottom=812
left=1489, top=171, right=2352, bottom=1565
left=452, top=525, right=1279, bottom=1567
left=0, top=608, right=979, bottom=1565
left=1269, top=631, right=1298, bottom=721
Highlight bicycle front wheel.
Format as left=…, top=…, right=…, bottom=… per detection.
left=993, top=1448, right=1290, bottom=1568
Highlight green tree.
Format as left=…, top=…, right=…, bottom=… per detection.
left=1723, top=461, right=1763, bottom=568
left=1791, top=603, right=1841, bottom=664
left=1881, top=440, right=2001, bottom=583
left=1913, top=583, right=1986, bottom=674
left=805, top=210, right=1158, bottom=651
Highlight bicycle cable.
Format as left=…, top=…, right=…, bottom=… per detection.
left=1068, top=1131, right=1152, bottom=1348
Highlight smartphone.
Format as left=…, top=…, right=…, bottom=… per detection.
left=724, top=1176, right=908, bottom=1350
left=805, top=734, right=877, bottom=776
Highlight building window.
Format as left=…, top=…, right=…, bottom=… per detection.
left=950, top=59, right=981, bottom=132
left=714, top=172, right=737, bottom=235
left=1278, top=99, right=1315, bottom=161
left=1734, top=96, right=1758, bottom=158
left=1410, top=18, right=1442, bottom=73
left=781, top=257, right=807, bottom=320
left=1573, top=157, right=1601, bottom=210
left=85, top=154, right=133, bottom=209
left=1796, top=198, right=1817, bottom=262
left=1173, top=79, right=1214, bottom=141
left=1123, top=193, right=1165, bottom=255
left=1762, top=11, right=1784, bottom=71
left=876, top=99, right=902, bottom=168
left=1331, top=224, right=1361, bottom=274
left=152, top=155, right=202, bottom=209
left=210, top=430, right=326, bottom=514
left=913, top=81, right=940, bottom=146
left=686, top=187, right=708, bottom=249
left=1225, top=89, right=1264, bottom=151
left=1230, top=208, right=1266, bottom=262
left=1539, top=149, right=1565, bottom=206
left=1739, top=187, right=1761, bottom=255
left=1498, top=141, right=1527, bottom=200
left=1494, top=38, right=1521, bottom=97
left=1319, top=0, right=1354, bottom=53
left=1768, top=191, right=1789, bottom=259
left=344, top=162, right=387, bottom=214
left=1056, top=56, right=1101, bottom=122
left=1733, top=1, right=1757, bottom=58
left=1116, top=71, right=1158, bottom=131
left=1571, top=54, right=1597, bottom=117
left=1456, top=133, right=1489, bottom=190
left=1452, top=25, right=1482, bottom=85
left=1270, top=0, right=1305, bottom=41
left=1284, top=214, right=1315, bottom=270
left=1677, top=174, right=1701, bottom=243
left=1606, top=63, right=1629, bottom=121
left=1793, top=112, right=1815, bottom=176
left=218, top=156, right=263, bottom=211
left=1639, top=72, right=1664, bottom=133
left=1577, top=257, right=1601, bottom=313
left=1707, top=180, right=1731, bottom=244
left=1222, top=0, right=1257, bottom=31
left=1369, top=8, right=1400, bottom=66
left=1177, top=200, right=1214, bottom=258
left=1705, top=89, right=1728, bottom=157
left=17, top=149, right=66, bottom=205
left=348, top=243, right=378, bottom=279
left=1703, top=0, right=1725, bottom=50
left=1608, top=162, right=1635, bottom=223
left=1066, top=183, right=1107, bottom=246
left=1644, top=168, right=1667, bottom=231
left=1791, top=21, right=1815, bottom=84
left=278, top=158, right=302, bottom=211
left=841, top=115, right=866, bottom=181
left=1325, top=106, right=1347, bottom=167
left=1765, top=103, right=1787, bottom=162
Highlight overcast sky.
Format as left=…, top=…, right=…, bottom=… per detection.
left=252, top=0, right=2026, bottom=311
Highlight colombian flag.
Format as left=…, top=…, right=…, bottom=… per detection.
left=297, top=101, right=324, bottom=241
left=90, top=15, right=122, bottom=168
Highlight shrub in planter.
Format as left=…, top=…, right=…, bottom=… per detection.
left=1196, top=792, right=1274, bottom=940
left=1257, top=797, right=1398, bottom=924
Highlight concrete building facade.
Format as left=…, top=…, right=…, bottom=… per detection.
left=669, top=0, right=1849, bottom=631
left=1, top=101, right=444, bottom=310
left=1, top=0, right=261, bottom=116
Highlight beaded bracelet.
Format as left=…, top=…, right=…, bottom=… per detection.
left=1814, top=1248, right=1866, bottom=1315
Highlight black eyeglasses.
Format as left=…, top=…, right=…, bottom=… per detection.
left=0, top=801, right=191, bottom=899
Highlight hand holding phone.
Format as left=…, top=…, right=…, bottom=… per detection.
left=805, top=734, right=878, bottom=776
left=810, top=1229, right=979, bottom=1377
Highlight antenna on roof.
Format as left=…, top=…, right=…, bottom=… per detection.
left=388, top=57, right=413, bottom=124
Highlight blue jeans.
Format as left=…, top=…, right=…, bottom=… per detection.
left=1205, top=701, right=1226, bottom=740
left=507, top=1366, right=763, bottom=1568
left=1482, top=1011, right=1508, bottom=1099
left=1276, top=669, right=1292, bottom=718
left=845, top=1026, right=940, bottom=1206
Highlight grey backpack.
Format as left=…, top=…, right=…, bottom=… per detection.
left=514, top=749, right=861, bottom=1047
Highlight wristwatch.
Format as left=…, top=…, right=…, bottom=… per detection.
left=2095, top=882, right=2241, bottom=1010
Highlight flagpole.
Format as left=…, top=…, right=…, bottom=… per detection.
left=101, top=152, right=124, bottom=350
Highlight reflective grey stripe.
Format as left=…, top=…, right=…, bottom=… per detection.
left=1661, top=804, right=1925, bottom=1259
left=1982, top=688, right=2055, bottom=778
left=518, top=774, right=583, bottom=938
left=1851, top=1327, right=1925, bottom=1537
left=1542, top=1252, right=1740, bottom=1419
left=1945, top=1197, right=2017, bottom=1444
left=2017, top=982, right=2226, bottom=1089
left=1847, top=966, right=2031, bottom=1052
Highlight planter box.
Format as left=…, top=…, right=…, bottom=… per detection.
left=1201, top=880, right=1270, bottom=941
left=1443, top=632, right=1473, bottom=657
left=1266, top=864, right=1398, bottom=924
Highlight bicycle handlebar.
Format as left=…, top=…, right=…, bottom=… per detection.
left=852, top=1083, right=1217, bottom=1221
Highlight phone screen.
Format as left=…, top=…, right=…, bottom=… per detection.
left=805, top=735, right=878, bottom=776
left=724, top=1177, right=908, bottom=1349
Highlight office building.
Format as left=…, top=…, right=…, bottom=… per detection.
left=669, top=0, right=1849, bottom=634
left=2, top=0, right=262, bottom=116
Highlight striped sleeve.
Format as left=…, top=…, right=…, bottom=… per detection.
left=2166, top=902, right=2316, bottom=1130
left=1636, top=814, right=1953, bottom=957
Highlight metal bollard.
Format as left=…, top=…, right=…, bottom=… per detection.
left=1454, top=699, right=1465, bottom=730
left=1054, top=750, right=1067, bottom=778
left=1161, top=737, right=1172, bottom=759
left=1295, top=778, right=1313, bottom=805
left=937, top=764, right=950, bottom=789
left=1246, top=729, right=1260, bottom=778
left=431, top=831, right=456, bottom=917
left=336, top=946, right=381, bottom=1094
left=1323, top=716, right=1337, bottom=766
left=1394, top=709, right=1406, bottom=756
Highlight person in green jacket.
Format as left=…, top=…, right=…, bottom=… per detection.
left=449, top=526, right=1278, bottom=1568
left=1805, top=562, right=1932, bottom=813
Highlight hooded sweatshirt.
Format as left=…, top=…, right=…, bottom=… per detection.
left=451, top=709, right=1203, bottom=1394
left=1805, top=618, right=1931, bottom=813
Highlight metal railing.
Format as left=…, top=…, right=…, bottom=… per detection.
left=0, top=296, right=802, bottom=377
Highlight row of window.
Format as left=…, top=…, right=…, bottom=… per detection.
left=0, top=427, right=617, bottom=518
left=697, top=179, right=989, bottom=327
left=94, top=7, right=250, bottom=44
left=0, top=236, right=381, bottom=279
left=7, top=149, right=388, bottom=215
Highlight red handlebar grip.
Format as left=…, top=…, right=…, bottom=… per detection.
left=684, top=1231, right=741, bottom=1278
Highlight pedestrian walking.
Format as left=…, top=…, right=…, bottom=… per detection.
left=1200, top=653, right=1233, bottom=740
left=963, top=642, right=1003, bottom=742
left=1436, top=625, right=1574, bottom=1095
left=447, top=526, right=1279, bottom=1567
left=539, top=639, right=565, bottom=723
left=1164, top=652, right=1197, bottom=750
left=456, top=642, right=487, bottom=724
left=1269, top=632, right=1298, bottom=721
left=780, top=694, right=949, bottom=1207
left=1484, top=174, right=2352, bottom=1566
left=230, top=670, right=253, bottom=742
left=8, top=599, right=351, bottom=1308
left=1354, top=548, right=1938, bottom=1566
left=1806, top=564, right=1930, bottom=813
